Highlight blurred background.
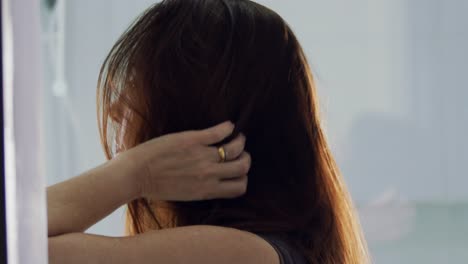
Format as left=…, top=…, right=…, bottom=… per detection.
left=39, top=0, right=468, bottom=263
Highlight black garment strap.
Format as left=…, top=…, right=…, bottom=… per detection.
left=256, top=233, right=308, bottom=264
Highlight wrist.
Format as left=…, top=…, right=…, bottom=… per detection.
left=109, top=151, right=143, bottom=201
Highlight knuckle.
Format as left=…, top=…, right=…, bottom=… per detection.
left=245, top=151, right=251, bottom=161
left=241, top=183, right=248, bottom=194
left=246, top=153, right=252, bottom=166
left=178, top=136, right=195, bottom=149
left=241, top=159, right=250, bottom=174
left=210, top=130, right=223, bottom=142
left=241, top=165, right=249, bottom=175
left=234, top=142, right=243, bottom=155
left=184, top=145, right=196, bottom=155
left=199, top=188, right=214, bottom=200
left=198, top=164, right=214, bottom=180
left=196, top=180, right=214, bottom=199
left=240, top=134, right=246, bottom=147
left=204, top=182, right=221, bottom=199
left=195, top=169, right=207, bottom=181
left=204, top=130, right=215, bottom=140
left=191, top=148, right=205, bottom=161
left=232, top=184, right=248, bottom=197
left=187, top=130, right=206, bottom=145
left=174, top=132, right=192, bottom=145
left=196, top=174, right=206, bottom=182
left=196, top=173, right=207, bottom=182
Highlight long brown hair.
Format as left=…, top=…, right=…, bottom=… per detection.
left=97, top=0, right=369, bottom=263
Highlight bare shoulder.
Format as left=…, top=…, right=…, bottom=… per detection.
left=121, top=225, right=280, bottom=264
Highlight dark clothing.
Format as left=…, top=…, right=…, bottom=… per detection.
left=256, top=233, right=308, bottom=264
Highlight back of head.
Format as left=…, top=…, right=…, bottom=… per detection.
left=97, top=0, right=369, bottom=263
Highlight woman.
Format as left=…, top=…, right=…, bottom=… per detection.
left=47, top=0, right=369, bottom=263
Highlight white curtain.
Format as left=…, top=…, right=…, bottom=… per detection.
left=3, top=0, right=48, bottom=263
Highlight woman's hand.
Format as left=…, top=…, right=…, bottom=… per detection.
left=117, top=121, right=251, bottom=201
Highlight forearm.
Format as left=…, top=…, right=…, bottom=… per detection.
left=48, top=225, right=278, bottom=264
left=48, top=233, right=124, bottom=264
left=47, top=156, right=140, bottom=237
left=48, top=232, right=154, bottom=264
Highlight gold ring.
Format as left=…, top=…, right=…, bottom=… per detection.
left=217, top=146, right=226, bottom=163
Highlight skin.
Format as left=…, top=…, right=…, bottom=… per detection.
left=47, top=121, right=280, bottom=264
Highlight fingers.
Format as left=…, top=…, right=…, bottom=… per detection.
left=206, top=133, right=246, bottom=163
left=215, top=175, right=248, bottom=198
left=195, top=121, right=235, bottom=145
left=222, top=133, right=246, bottom=161
left=213, top=151, right=251, bottom=180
